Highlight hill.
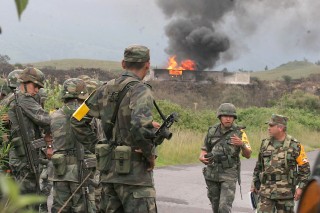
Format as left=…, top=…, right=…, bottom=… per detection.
left=27, top=59, right=122, bottom=71
left=251, top=61, right=320, bottom=81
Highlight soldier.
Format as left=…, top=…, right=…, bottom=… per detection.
left=199, top=103, right=252, bottom=213
left=8, top=67, right=52, bottom=210
left=50, top=78, right=96, bottom=213
left=251, top=114, right=311, bottom=213
left=71, top=44, right=159, bottom=212
left=0, top=77, right=10, bottom=101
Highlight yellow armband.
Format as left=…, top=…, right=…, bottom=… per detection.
left=72, top=103, right=90, bottom=121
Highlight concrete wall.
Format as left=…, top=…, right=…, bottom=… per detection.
left=150, top=69, right=250, bottom=85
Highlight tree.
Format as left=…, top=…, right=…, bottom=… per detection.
left=0, top=54, right=14, bottom=73
left=265, top=65, right=268, bottom=70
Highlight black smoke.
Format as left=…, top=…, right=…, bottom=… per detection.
left=156, top=0, right=235, bottom=70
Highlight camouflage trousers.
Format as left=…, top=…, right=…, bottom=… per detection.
left=51, top=181, right=96, bottom=213
left=257, top=196, right=294, bottom=213
left=39, top=162, right=53, bottom=213
left=205, top=179, right=237, bottom=213
left=100, top=183, right=157, bottom=213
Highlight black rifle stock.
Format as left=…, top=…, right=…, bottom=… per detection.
left=13, top=90, right=41, bottom=194
left=153, top=101, right=178, bottom=145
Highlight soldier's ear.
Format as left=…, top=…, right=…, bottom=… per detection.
left=121, top=60, right=126, bottom=69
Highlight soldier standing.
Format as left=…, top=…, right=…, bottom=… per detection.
left=199, top=103, right=252, bottom=213
left=71, top=44, right=159, bottom=213
left=8, top=67, right=52, bottom=210
left=251, top=114, right=311, bottom=213
left=50, top=78, right=96, bottom=213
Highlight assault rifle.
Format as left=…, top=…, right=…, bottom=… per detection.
left=13, top=90, right=41, bottom=194
left=153, top=101, right=178, bottom=145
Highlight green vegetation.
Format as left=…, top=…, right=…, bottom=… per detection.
left=251, top=61, right=320, bottom=81
left=28, top=59, right=122, bottom=72
left=0, top=175, right=45, bottom=213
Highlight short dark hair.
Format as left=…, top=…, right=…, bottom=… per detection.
left=123, top=61, right=147, bottom=70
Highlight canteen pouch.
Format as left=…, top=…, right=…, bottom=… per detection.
left=95, top=144, right=113, bottom=172
left=52, top=154, right=67, bottom=176
left=114, top=146, right=131, bottom=174
left=12, top=137, right=26, bottom=157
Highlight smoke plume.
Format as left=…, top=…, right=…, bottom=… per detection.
left=156, top=0, right=235, bottom=70
left=157, top=0, right=320, bottom=70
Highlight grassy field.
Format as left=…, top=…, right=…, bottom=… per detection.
left=251, top=61, right=320, bottom=81
left=28, top=58, right=123, bottom=71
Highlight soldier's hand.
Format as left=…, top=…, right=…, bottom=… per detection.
left=147, top=155, right=156, bottom=171
left=44, top=133, right=52, bottom=143
left=1, top=113, right=9, bottom=123
left=250, top=186, right=259, bottom=194
left=294, top=188, right=303, bottom=201
left=199, top=150, right=209, bottom=165
left=46, top=147, right=53, bottom=159
left=152, top=121, right=161, bottom=129
left=230, top=134, right=244, bottom=147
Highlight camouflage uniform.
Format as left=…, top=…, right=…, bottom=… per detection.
left=252, top=114, right=311, bottom=213
left=71, top=45, right=157, bottom=213
left=8, top=67, right=51, bottom=211
left=50, top=78, right=96, bottom=213
left=79, top=75, right=105, bottom=212
left=202, top=103, right=251, bottom=213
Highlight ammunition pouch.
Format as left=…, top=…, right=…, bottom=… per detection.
left=114, top=146, right=131, bottom=174
left=52, top=154, right=67, bottom=176
left=95, top=144, right=114, bottom=172
left=212, top=154, right=235, bottom=169
left=12, top=137, right=26, bottom=157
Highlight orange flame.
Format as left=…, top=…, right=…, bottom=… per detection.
left=166, top=55, right=196, bottom=75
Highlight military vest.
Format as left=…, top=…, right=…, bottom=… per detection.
left=259, top=135, right=299, bottom=199
left=203, top=124, right=243, bottom=182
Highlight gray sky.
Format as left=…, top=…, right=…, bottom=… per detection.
left=0, top=0, right=319, bottom=71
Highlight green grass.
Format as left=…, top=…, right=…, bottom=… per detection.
left=251, top=61, right=320, bottom=81
left=27, top=58, right=123, bottom=71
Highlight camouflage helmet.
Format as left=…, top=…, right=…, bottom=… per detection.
left=217, top=103, right=237, bottom=119
left=77, top=75, right=91, bottom=82
left=85, top=79, right=101, bottom=94
left=8, top=69, right=23, bottom=88
left=61, top=78, right=88, bottom=100
left=0, top=78, right=11, bottom=96
left=19, top=67, right=45, bottom=88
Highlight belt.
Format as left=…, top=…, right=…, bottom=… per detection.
left=54, top=149, right=77, bottom=155
left=265, top=174, right=288, bottom=181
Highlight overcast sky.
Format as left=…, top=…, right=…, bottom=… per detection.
left=0, top=0, right=319, bottom=71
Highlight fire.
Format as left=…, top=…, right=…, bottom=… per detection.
left=166, top=55, right=196, bottom=75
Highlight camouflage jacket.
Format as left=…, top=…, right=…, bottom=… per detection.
left=202, top=123, right=251, bottom=182
left=50, top=101, right=95, bottom=182
left=71, top=71, right=155, bottom=186
left=8, top=91, right=51, bottom=172
left=252, top=134, right=311, bottom=199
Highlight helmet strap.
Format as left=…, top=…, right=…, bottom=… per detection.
left=23, top=83, right=28, bottom=94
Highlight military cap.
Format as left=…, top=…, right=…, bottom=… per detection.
left=266, top=114, right=288, bottom=126
left=61, top=78, right=88, bottom=100
left=124, top=45, right=150, bottom=62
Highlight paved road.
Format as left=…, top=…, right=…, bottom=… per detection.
left=155, top=150, right=320, bottom=213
